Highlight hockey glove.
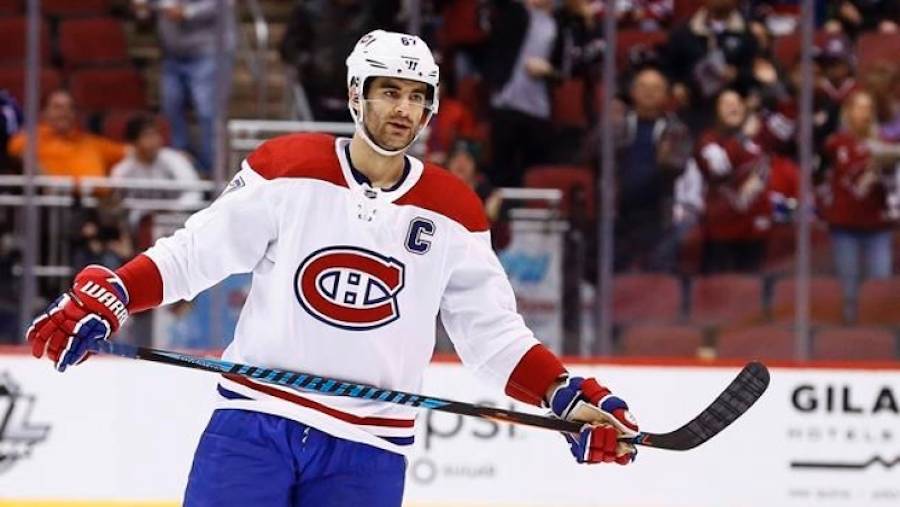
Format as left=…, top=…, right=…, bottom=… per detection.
left=27, top=265, right=129, bottom=372
left=549, top=376, right=639, bottom=464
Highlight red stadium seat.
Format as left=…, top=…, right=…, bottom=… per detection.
left=437, top=0, right=487, bottom=48
left=523, top=165, right=595, bottom=220
left=0, top=17, right=52, bottom=65
left=613, top=274, right=682, bottom=323
left=772, top=31, right=830, bottom=67
left=0, top=66, right=61, bottom=104
left=672, top=0, right=703, bottom=24
left=618, top=323, right=704, bottom=357
left=858, top=278, right=900, bottom=326
left=717, top=325, right=795, bottom=361
left=69, top=67, right=146, bottom=112
left=551, top=78, right=588, bottom=130
left=59, top=17, right=129, bottom=68
left=101, top=110, right=171, bottom=144
left=813, top=327, right=897, bottom=360
left=0, top=0, right=22, bottom=15
left=770, top=276, right=844, bottom=325
left=616, top=30, right=668, bottom=71
left=690, top=275, right=764, bottom=326
left=855, top=32, right=900, bottom=73
left=42, top=0, right=111, bottom=17
left=456, top=75, right=485, bottom=119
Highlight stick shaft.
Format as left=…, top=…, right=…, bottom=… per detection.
left=91, top=341, right=583, bottom=433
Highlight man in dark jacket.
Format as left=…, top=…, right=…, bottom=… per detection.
left=485, top=0, right=564, bottom=187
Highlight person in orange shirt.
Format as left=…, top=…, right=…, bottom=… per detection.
left=7, top=89, right=126, bottom=178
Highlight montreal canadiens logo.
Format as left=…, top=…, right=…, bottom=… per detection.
left=295, top=246, right=406, bottom=330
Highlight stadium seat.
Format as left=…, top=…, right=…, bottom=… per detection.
left=59, top=17, right=129, bottom=68
left=69, top=67, right=146, bottom=112
left=770, top=276, right=844, bottom=325
left=0, top=66, right=61, bottom=104
left=551, top=78, right=588, bottom=130
left=716, top=325, right=795, bottom=361
left=101, top=110, right=170, bottom=143
left=690, top=275, right=764, bottom=326
left=855, top=32, right=900, bottom=73
left=772, top=31, right=830, bottom=67
left=437, top=0, right=487, bottom=48
left=456, top=75, right=485, bottom=120
left=0, top=0, right=22, bottom=15
left=618, top=323, right=703, bottom=357
left=858, top=277, right=900, bottom=326
left=42, top=0, right=111, bottom=17
left=523, top=165, right=595, bottom=220
left=813, top=327, right=897, bottom=360
left=613, top=273, right=682, bottom=323
left=672, top=0, right=704, bottom=24
left=616, top=30, right=668, bottom=71
left=0, top=17, right=51, bottom=65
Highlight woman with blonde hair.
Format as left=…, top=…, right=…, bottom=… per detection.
left=821, top=89, right=900, bottom=321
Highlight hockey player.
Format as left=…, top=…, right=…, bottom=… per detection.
left=26, top=30, right=639, bottom=506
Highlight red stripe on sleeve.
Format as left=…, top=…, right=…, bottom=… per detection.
left=115, top=254, right=163, bottom=313
left=504, top=344, right=568, bottom=406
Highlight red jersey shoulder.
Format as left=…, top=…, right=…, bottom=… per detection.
left=396, top=163, right=489, bottom=233
left=246, top=133, right=345, bottom=187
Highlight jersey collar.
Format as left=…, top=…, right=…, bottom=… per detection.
left=334, top=137, right=423, bottom=203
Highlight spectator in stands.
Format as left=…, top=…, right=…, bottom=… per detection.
left=694, top=89, right=772, bottom=272
left=820, top=90, right=900, bottom=321
left=665, top=0, right=760, bottom=129
left=863, top=61, right=900, bottom=142
left=0, top=90, right=22, bottom=174
left=425, top=77, right=479, bottom=165
left=133, top=0, right=236, bottom=174
left=70, top=192, right=134, bottom=272
left=280, top=0, right=400, bottom=122
left=814, top=35, right=859, bottom=141
left=485, top=0, right=563, bottom=187
left=447, top=140, right=502, bottom=222
left=7, top=90, right=126, bottom=178
left=592, top=0, right=674, bottom=30
left=110, top=115, right=202, bottom=203
left=587, top=67, right=692, bottom=271
left=824, top=0, right=900, bottom=38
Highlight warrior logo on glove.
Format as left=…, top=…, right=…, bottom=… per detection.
left=26, top=265, right=130, bottom=372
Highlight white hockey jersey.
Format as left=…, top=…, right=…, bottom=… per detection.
left=142, top=134, right=544, bottom=455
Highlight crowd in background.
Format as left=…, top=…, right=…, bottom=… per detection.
left=1, top=0, right=900, bottom=344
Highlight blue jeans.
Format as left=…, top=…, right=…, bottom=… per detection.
left=160, top=55, right=230, bottom=173
left=183, top=409, right=407, bottom=506
left=830, top=227, right=893, bottom=319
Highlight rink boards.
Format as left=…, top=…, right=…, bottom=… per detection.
left=0, top=352, right=897, bottom=507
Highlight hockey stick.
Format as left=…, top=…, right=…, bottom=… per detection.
left=89, top=341, right=769, bottom=450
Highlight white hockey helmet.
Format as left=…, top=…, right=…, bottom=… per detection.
left=346, top=29, right=440, bottom=156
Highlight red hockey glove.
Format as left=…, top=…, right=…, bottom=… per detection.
left=549, top=376, right=639, bottom=464
left=26, top=265, right=129, bottom=372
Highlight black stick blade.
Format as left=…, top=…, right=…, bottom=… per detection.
left=633, top=362, right=770, bottom=451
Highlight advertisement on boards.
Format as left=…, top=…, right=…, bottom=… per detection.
left=0, top=355, right=896, bottom=506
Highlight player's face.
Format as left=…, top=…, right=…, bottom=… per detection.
left=364, top=77, right=430, bottom=151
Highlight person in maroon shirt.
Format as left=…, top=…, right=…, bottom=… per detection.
left=693, top=89, right=773, bottom=272
left=821, top=89, right=900, bottom=321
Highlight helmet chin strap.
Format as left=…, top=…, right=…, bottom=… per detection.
left=352, top=96, right=432, bottom=157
